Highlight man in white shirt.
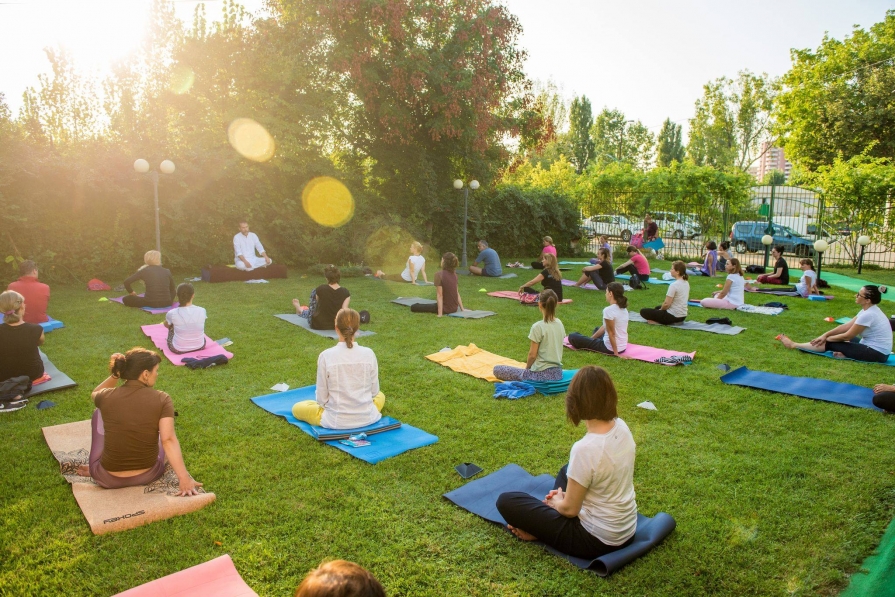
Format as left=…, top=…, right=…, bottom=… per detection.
left=233, top=221, right=272, bottom=271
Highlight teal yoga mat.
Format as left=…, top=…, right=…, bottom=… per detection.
left=797, top=347, right=895, bottom=367
left=820, top=271, right=895, bottom=303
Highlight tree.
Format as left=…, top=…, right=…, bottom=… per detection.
left=590, top=109, right=655, bottom=171
left=567, top=96, right=594, bottom=173
left=686, top=71, right=775, bottom=171
left=775, top=11, right=895, bottom=171
left=762, top=169, right=786, bottom=185
left=656, top=118, right=685, bottom=167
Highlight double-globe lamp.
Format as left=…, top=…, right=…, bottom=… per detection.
left=454, top=179, right=479, bottom=269
left=134, top=159, right=176, bottom=254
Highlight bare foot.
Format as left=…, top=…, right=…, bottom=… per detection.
left=76, top=464, right=90, bottom=477
left=776, top=334, right=796, bottom=349
left=292, top=298, right=307, bottom=315
left=645, top=320, right=659, bottom=325
left=375, top=270, right=385, bottom=278
left=832, top=351, right=846, bottom=359
left=507, top=524, right=538, bottom=542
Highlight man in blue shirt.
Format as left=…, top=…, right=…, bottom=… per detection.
left=470, top=240, right=502, bottom=277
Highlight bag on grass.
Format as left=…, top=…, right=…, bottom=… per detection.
left=519, top=293, right=539, bottom=305
left=181, top=355, right=230, bottom=369
left=0, top=376, right=31, bottom=402
left=762, top=302, right=788, bottom=309
left=628, top=274, right=643, bottom=290
left=745, top=265, right=766, bottom=274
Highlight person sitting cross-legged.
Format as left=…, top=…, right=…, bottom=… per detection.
left=163, top=283, right=207, bottom=354
left=496, top=365, right=637, bottom=559
left=0, top=290, right=45, bottom=390
left=410, top=252, right=465, bottom=316
left=292, top=308, right=385, bottom=429
left=469, top=240, right=503, bottom=277
left=698, top=258, right=749, bottom=310
left=7, top=260, right=50, bottom=324
left=568, top=282, right=629, bottom=356
left=293, top=265, right=351, bottom=330
left=233, top=220, right=272, bottom=271
left=493, top=290, right=565, bottom=382
left=122, top=250, right=176, bottom=309
left=640, top=260, right=690, bottom=325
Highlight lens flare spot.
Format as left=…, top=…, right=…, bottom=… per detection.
left=169, top=64, right=195, bottom=95
left=302, top=177, right=355, bottom=228
left=228, top=118, right=276, bottom=162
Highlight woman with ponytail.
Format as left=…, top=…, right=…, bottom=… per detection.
left=493, top=289, right=566, bottom=382
left=292, top=308, right=385, bottom=429
left=640, top=261, right=690, bottom=325
left=163, top=283, right=207, bottom=354
left=699, top=258, right=746, bottom=310
left=568, top=283, right=629, bottom=356
left=0, top=290, right=45, bottom=385
left=77, top=348, right=202, bottom=494
left=520, top=253, right=564, bottom=301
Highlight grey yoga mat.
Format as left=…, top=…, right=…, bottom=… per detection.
left=447, top=310, right=497, bottom=319
left=25, top=351, right=77, bottom=397
left=444, top=464, right=676, bottom=576
left=391, top=297, right=436, bottom=307
left=273, top=314, right=376, bottom=338
left=628, top=312, right=746, bottom=335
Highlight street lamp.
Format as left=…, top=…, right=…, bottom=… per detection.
left=814, top=239, right=829, bottom=280
left=761, top=234, right=774, bottom=270
left=454, top=179, right=479, bottom=269
left=857, top=235, right=871, bottom=274
left=134, top=159, right=175, bottom=254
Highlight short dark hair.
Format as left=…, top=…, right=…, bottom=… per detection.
left=176, top=283, right=195, bottom=305
left=773, top=245, right=784, bottom=254
left=720, top=241, right=730, bottom=250
left=477, top=240, right=488, bottom=248
left=324, top=265, right=341, bottom=284
left=566, top=366, right=619, bottom=425
left=19, top=260, right=36, bottom=276
left=706, top=241, right=717, bottom=251
left=863, top=285, right=883, bottom=304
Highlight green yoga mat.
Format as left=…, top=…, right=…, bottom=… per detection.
left=821, top=272, right=895, bottom=303
left=841, top=516, right=895, bottom=597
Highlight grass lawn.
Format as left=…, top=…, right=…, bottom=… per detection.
left=2, top=261, right=894, bottom=596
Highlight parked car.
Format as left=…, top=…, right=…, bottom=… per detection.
left=582, top=215, right=637, bottom=242
left=730, top=221, right=816, bottom=256
left=652, top=211, right=701, bottom=239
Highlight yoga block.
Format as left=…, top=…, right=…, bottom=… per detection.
left=201, top=264, right=287, bottom=283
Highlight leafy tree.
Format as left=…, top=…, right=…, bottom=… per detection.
left=590, top=109, right=655, bottom=171
left=775, top=11, right=895, bottom=171
left=656, top=118, right=685, bottom=167
left=687, top=71, right=775, bottom=171
left=567, top=96, right=594, bottom=173
left=762, top=169, right=786, bottom=185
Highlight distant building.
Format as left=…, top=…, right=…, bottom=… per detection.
left=750, top=142, right=792, bottom=182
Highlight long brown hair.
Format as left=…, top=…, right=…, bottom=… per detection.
left=671, top=260, right=688, bottom=280
left=541, top=253, right=561, bottom=281
left=606, top=282, right=628, bottom=309
left=728, top=258, right=743, bottom=276
left=539, top=289, right=558, bottom=322
left=335, top=308, right=360, bottom=348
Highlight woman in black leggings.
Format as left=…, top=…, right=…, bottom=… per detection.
left=640, top=260, right=690, bottom=325
left=872, top=384, right=895, bottom=412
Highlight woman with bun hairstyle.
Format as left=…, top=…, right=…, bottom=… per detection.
left=292, top=308, right=385, bottom=429
left=163, top=283, right=207, bottom=354
left=294, top=265, right=351, bottom=330
left=568, top=282, right=629, bottom=356
left=122, top=250, right=176, bottom=308
left=640, top=261, right=690, bottom=325
left=493, top=289, right=566, bottom=382
left=77, top=348, right=202, bottom=494
left=0, top=290, right=45, bottom=386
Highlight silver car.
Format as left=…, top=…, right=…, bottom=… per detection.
left=582, top=215, right=637, bottom=242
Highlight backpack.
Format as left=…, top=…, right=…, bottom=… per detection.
left=0, top=376, right=31, bottom=402
left=519, top=293, right=539, bottom=305
left=762, top=302, right=789, bottom=309
left=628, top=274, right=643, bottom=290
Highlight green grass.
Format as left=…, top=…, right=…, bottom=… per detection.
left=2, top=263, right=895, bottom=596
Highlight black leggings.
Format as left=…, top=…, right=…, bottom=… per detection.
left=640, top=307, right=685, bottom=326
left=410, top=302, right=438, bottom=314
left=586, top=271, right=609, bottom=290
left=824, top=340, right=889, bottom=363
left=615, top=264, right=648, bottom=278
left=872, top=392, right=895, bottom=413
left=122, top=295, right=172, bottom=309
left=496, top=464, right=634, bottom=560
left=568, top=332, right=620, bottom=355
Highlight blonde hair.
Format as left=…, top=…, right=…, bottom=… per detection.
left=541, top=253, right=561, bottom=282
left=0, top=290, right=24, bottom=324
left=144, top=250, right=162, bottom=267
left=335, top=308, right=360, bottom=349
left=542, top=236, right=554, bottom=246
left=410, top=241, right=423, bottom=255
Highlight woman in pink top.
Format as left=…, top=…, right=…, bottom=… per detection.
left=531, top=236, right=558, bottom=269
left=614, top=246, right=650, bottom=285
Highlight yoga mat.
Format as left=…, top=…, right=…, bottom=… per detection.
left=391, top=297, right=436, bottom=307
left=558, top=261, right=593, bottom=265
left=564, top=337, right=696, bottom=366
left=25, top=351, right=77, bottom=398
left=526, top=369, right=578, bottom=395
left=628, top=312, right=745, bottom=335
left=273, top=314, right=376, bottom=339
left=110, top=295, right=179, bottom=314
left=141, top=324, right=234, bottom=366
left=643, top=239, right=665, bottom=251
left=448, top=310, right=497, bottom=319
left=797, top=347, right=895, bottom=367
left=498, top=273, right=518, bottom=279
left=841, top=516, right=895, bottom=597
left=115, top=555, right=258, bottom=597
left=443, top=464, right=676, bottom=576
left=42, top=420, right=216, bottom=535
left=835, top=317, right=853, bottom=325
left=819, top=271, right=895, bottom=303
left=2, top=316, right=64, bottom=332
left=616, top=274, right=673, bottom=285
left=688, top=301, right=784, bottom=315
left=250, top=385, right=438, bottom=464
left=720, top=366, right=881, bottom=410
left=561, top=279, right=600, bottom=291
left=426, top=344, right=526, bottom=383
left=487, top=291, right=573, bottom=304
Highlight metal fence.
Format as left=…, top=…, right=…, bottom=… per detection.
left=578, top=185, right=895, bottom=274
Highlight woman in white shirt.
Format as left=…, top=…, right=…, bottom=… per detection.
left=164, top=284, right=207, bottom=354
left=496, top=366, right=637, bottom=559
left=292, top=308, right=385, bottom=428
left=778, top=285, right=892, bottom=363
left=374, top=241, right=428, bottom=284
left=794, top=259, right=818, bottom=297
left=699, top=258, right=746, bottom=310
left=568, top=283, right=629, bottom=356
left=640, top=261, right=689, bottom=325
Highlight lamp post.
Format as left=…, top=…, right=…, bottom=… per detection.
left=761, top=234, right=773, bottom=271
left=134, top=159, right=175, bottom=254
left=454, top=178, right=479, bottom=269
left=814, top=239, right=829, bottom=280
left=857, top=235, right=871, bottom=275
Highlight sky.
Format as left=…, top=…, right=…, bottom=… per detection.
left=0, top=0, right=891, bottom=139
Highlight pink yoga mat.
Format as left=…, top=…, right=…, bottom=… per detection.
left=141, top=324, right=233, bottom=366
left=487, top=291, right=573, bottom=304
left=561, top=278, right=600, bottom=291
left=563, top=336, right=695, bottom=366
left=110, top=295, right=179, bottom=314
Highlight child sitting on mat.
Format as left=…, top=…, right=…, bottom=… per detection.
left=573, top=248, right=614, bottom=290
left=295, top=560, right=385, bottom=597
left=163, top=283, right=207, bottom=354
left=493, top=289, right=565, bottom=382
left=292, top=308, right=385, bottom=429
left=496, top=365, right=637, bottom=559
left=0, top=290, right=45, bottom=388
left=568, top=282, right=629, bottom=355
left=374, top=240, right=428, bottom=284
left=777, top=285, right=892, bottom=363
left=294, top=265, right=351, bottom=330
left=640, top=261, right=689, bottom=325
left=520, top=253, right=564, bottom=301
left=77, top=348, right=202, bottom=495
left=698, top=258, right=748, bottom=310
left=410, top=252, right=465, bottom=316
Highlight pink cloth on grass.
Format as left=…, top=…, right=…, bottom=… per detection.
left=110, top=295, right=179, bottom=314
left=140, top=323, right=233, bottom=366
left=563, top=336, right=696, bottom=366
left=561, top=278, right=599, bottom=291
left=115, top=554, right=257, bottom=596
left=487, top=291, right=573, bottom=304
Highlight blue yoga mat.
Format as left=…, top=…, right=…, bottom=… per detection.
left=720, top=366, right=881, bottom=410
left=525, top=369, right=578, bottom=395
left=443, top=464, right=676, bottom=576
left=1, top=317, right=63, bottom=332
left=251, top=385, right=438, bottom=463
left=643, top=239, right=665, bottom=251
left=797, top=347, right=895, bottom=367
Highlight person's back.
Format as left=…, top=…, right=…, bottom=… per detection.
left=125, top=264, right=175, bottom=306
left=856, top=305, right=893, bottom=356
left=93, top=381, right=173, bottom=472
left=317, top=342, right=381, bottom=429
left=402, top=254, right=426, bottom=282
left=530, top=318, right=565, bottom=371
left=477, top=247, right=502, bottom=276
left=726, top=273, right=745, bottom=306
left=311, top=283, right=351, bottom=330
left=0, top=323, right=43, bottom=382
left=166, top=305, right=207, bottom=352
left=630, top=252, right=650, bottom=276
left=437, top=269, right=460, bottom=313
left=602, top=304, right=629, bottom=351
left=8, top=262, right=49, bottom=324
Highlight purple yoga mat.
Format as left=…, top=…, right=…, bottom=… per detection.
left=110, top=295, right=179, bottom=314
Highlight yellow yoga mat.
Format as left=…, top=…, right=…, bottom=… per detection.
left=425, top=344, right=526, bottom=383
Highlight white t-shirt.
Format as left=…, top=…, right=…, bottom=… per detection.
left=165, top=305, right=207, bottom=352
left=726, top=273, right=745, bottom=307
left=795, top=270, right=817, bottom=297
left=233, top=232, right=265, bottom=260
left=854, top=305, right=893, bottom=356
left=316, top=342, right=382, bottom=429
left=666, top=279, right=690, bottom=318
left=602, top=304, right=629, bottom=352
left=401, top=255, right=426, bottom=282
left=567, top=418, right=637, bottom=545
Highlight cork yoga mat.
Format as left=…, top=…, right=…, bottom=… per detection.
left=43, top=420, right=215, bottom=535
